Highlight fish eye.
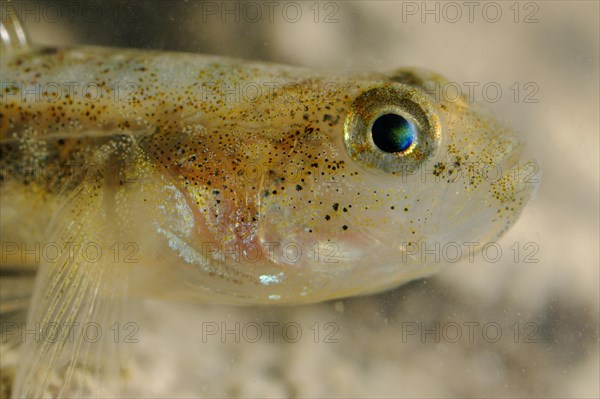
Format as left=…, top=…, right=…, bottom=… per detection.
left=371, top=113, right=417, bottom=154
left=344, top=84, right=441, bottom=174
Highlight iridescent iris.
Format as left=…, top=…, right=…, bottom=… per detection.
left=344, top=84, right=440, bottom=174
left=371, top=113, right=416, bottom=153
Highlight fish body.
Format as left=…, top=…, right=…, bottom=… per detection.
left=1, top=45, right=536, bottom=304
left=0, top=9, right=538, bottom=398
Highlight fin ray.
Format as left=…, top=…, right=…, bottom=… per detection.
left=12, top=156, right=131, bottom=398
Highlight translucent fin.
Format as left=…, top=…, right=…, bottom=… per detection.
left=0, top=1, right=30, bottom=50
left=11, top=160, right=131, bottom=398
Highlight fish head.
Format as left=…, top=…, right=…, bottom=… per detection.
left=139, top=66, right=539, bottom=304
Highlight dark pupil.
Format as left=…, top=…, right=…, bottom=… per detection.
left=371, top=113, right=416, bottom=153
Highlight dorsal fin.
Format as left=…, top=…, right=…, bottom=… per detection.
left=0, top=1, right=30, bottom=50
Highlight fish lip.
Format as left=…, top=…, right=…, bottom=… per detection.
left=486, top=138, right=541, bottom=227
left=496, top=138, right=541, bottom=188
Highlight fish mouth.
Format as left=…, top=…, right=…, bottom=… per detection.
left=417, top=130, right=541, bottom=255
left=475, top=139, right=540, bottom=242
left=495, top=138, right=541, bottom=196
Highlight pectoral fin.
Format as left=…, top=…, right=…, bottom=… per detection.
left=12, top=160, right=132, bottom=398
